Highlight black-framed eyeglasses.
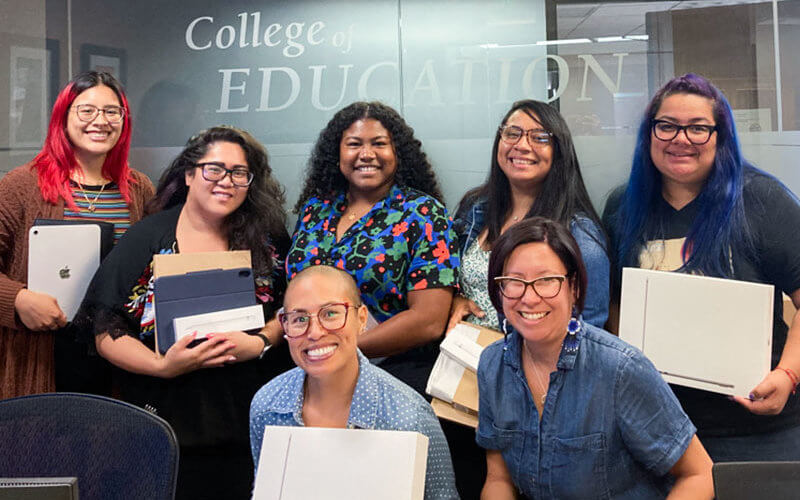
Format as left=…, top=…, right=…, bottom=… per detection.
left=494, top=275, right=567, bottom=300
left=652, top=119, right=717, bottom=145
left=72, top=104, right=125, bottom=124
left=499, top=125, right=552, bottom=148
left=194, top=162, right=254, bottom=187
left=278, top=302, right=360, bottom=338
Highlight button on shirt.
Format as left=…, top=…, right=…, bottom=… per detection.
left=249, top=350, right=459, bottom=500
left=476, top=322, right=695, bottom=499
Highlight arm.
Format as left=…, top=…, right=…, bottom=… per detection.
left=213, top=315, right=284, bottom=361
left=733, top=287, right=800, bottom=414
left=481, top=450, right=517, bottom=500
left=446, top=294, right=485, bottom=333
left=0, top=168, right=66, bottom=330
left=571, top=217, right=610, bottom=328
left=358, top=287, right=453, bottom=357
left=95, top=330, right=236, bottom=378
left=359, top=195, right=459, bottom=356
left=666, top=435, right=714, bottom=499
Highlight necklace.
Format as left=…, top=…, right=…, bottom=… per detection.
left=529, top=360, right=549, bottom=405
left=74, top=179, right=106, bottom=212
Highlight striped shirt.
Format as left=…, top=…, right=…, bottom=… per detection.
left=64, top=181, right=132, bottom=241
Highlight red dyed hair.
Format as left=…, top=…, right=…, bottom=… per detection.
left=32, top=71, right=134, bottom=209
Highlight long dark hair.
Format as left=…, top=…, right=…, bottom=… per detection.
left=613, top=73, right=753, bottom=277
left=33, top=71, right=134, bottom=208
left=458, top=99, right=603, bottom=248
left=294, top=101, right=443, bottom=212
left=146, top=126, right=288, bottom=276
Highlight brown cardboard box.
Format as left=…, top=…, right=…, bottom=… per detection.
left=427, top=322, right=503, bottom=428
left=152, top=250, right=251, bottom=278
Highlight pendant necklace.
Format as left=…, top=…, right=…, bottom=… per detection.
left=530, top=360, right=549, bottom=405
left=74, top=179, right=106, bottom=212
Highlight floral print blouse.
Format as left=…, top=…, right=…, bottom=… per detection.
left=287, top=185, right=460, bottom=322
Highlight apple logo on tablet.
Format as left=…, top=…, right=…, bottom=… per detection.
left=59, top=266, right=70, bottom=279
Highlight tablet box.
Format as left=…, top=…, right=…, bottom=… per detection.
left=619, top=267, right=773, bottom=397
left=172, top=304, right=265, bottom=341
left=253, top=426, right=428, bottom=500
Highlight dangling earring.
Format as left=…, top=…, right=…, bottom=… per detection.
left=502, top=317, right=510, bottom=351
left=564, top=309, right=581, bottom=353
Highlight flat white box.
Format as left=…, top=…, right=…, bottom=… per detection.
left=253, top=426, right=428, bottom=500
left=619, top=267, right=773, bottom=397
left=171, top=304, right=264, bottom=340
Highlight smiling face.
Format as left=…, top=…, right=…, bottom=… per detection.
left=650, top=93, right=717, bottom=195
left=497, top=109, right=553, bottom=194
left=184, top=141, right=250, bottom=221
left=339, top=118, right=397, bottom=198
left=501, top=242, right=575, bottom=349
left=283, top=270, right=368, bottom=382
left=66, top=84, right=123, bottom=166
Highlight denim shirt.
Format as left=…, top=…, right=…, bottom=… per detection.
left=476, top=323, right=695, bottom=499
left=249, top=350, right=459, bottom=500
left=454, top=198, right=610, bottom=328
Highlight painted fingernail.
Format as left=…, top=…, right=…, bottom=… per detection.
left=206, top=333, right=214, bottom=339
left=748, top=393, right=756, bottom=400
left=228, top=356, right=237, bottom=362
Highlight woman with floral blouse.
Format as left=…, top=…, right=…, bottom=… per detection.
left=287, top=101, right=460, bottom=396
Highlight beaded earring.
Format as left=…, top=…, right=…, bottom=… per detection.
left=564, top=310, right=581, bottom=353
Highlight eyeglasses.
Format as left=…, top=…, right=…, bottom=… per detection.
left=494, top=275, right=567, bottom=300
left=195, top=162, right=254, bottom=187
left=72, top=104, right=125, bottom=124
left=278, top=302, right=360, bottom=338
left=499, top=125, right=552, bottom=148
left=652, top=119, right=717, bottom=145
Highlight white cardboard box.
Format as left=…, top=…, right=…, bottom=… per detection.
left=253, top=426, right=428, bottom=500
left=619, top=267, right=773, bottom=397
left=171, top=304, right=265, bottom=340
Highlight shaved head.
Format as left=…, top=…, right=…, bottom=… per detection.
left=287, top=265, right=361, bottom=307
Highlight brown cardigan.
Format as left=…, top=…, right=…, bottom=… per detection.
left=0, top=163, right=155, bottom=399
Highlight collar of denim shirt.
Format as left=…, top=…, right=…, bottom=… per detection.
left=502, top=319, right=583, bottom=373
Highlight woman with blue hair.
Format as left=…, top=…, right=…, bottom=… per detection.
left=603, top=73, right=800, bottom=462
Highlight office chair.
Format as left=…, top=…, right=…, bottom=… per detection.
left=0, top=392, right=178, bottom=500
left=713, top=461, right=800, bottom=500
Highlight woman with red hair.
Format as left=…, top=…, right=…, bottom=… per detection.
left=0, top=71, right=154, bottom=399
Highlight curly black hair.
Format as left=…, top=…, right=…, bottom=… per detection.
left=293, top=101, right=443, bottom=213
left=146, top=126, right=289, bottom=277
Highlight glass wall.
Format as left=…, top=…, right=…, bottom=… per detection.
left=1, top=0, right=799, bottom=218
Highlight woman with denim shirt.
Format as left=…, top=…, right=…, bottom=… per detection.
left=448, top=100, right=609, bottom=333
left=477, top=217, right=712, bottom=499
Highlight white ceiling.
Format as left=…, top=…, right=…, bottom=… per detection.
left=557, top=0, right=779, bottom=38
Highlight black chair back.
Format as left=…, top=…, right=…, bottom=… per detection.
left=0, top=393, right=178, bottom=500
left=713, top=461, right=800, bottom=500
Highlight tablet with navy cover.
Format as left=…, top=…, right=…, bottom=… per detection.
left=153, top=267, right=257, bottom=354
